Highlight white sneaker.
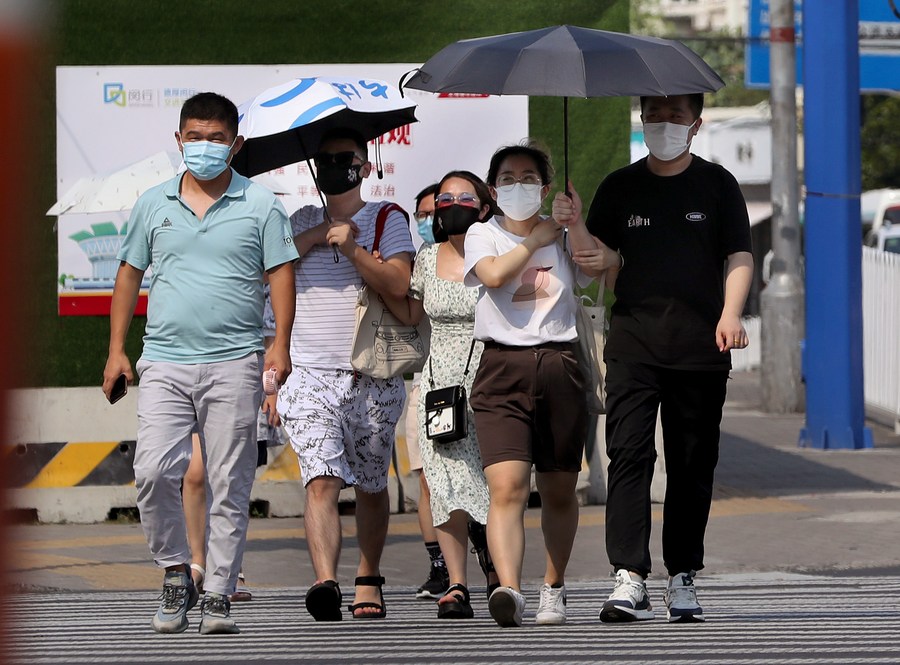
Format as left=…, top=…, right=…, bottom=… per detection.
left=535, top=583, right=567, bottom=625
left=599, top=569, right=655, bottom=622
left=488, top=586, right=526, bottom=627
left=664, top=572, right=705, bottom=623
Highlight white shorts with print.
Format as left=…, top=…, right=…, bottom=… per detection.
left=277, top=366, right=405, bottom=493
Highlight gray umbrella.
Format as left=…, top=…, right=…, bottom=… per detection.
left=402, top=25, right=725, bottom=186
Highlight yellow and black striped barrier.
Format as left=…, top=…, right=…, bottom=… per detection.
left=6, top=441, right=137, bottom=489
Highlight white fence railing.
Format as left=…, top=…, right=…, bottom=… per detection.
left=731, top=249, right=900, bottom=431
left=862, top=247, right=900, bottom=429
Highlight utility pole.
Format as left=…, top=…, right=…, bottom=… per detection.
left=761, top=0, right=804, bottom=413
left=800, top=0, right=872, bottom=449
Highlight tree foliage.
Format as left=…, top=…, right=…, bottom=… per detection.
left=861, top=95, right=900, bottom=190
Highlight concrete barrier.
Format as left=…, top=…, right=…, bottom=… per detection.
left=4, top=386, right=422, bottom=523
left=4, top=386, right=665, bottom=523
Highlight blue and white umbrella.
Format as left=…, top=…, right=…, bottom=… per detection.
left=232, top=76, right=418, bottom=178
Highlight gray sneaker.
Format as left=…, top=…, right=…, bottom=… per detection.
left=151, top=570, right=199, bottom=634
left=199, top=592, right=240, bottom=634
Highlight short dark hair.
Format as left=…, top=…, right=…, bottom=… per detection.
left=414, top=183, right=438, bottom=213
left=639, top=93, right=705, bottom=120
left=180, top=92, right=238, bottom=138
left=319, top=127, right=369, bottom=158
left=486, top=140, right=554, bottom=187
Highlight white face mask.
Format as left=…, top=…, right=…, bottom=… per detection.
left=643, top=121, right=696, bottom=161
left=495, top=183, right=543, bottom=221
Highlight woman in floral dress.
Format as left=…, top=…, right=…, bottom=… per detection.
left=384, top=170, right=497, bottom=619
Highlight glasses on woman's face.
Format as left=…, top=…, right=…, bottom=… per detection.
left=413, top=211, right=433, bottom=222
left=435, top=192, right=480, bottom=208
left=495, top=173, right=542, bottom=187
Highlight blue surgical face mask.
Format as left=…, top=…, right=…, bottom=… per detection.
left=416, top=215, right=435, bottom=245
left=181, top=139, right=234, bottom=180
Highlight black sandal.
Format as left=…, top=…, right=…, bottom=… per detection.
left=468, top=521, right=500, bottom=599
left=437, top=583, right=474, bottom=619
left=347, top=575, right=387, bottom=619
left=305, top=580, right=342, bottom=622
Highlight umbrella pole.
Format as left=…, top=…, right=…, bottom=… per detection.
left=298, top=134, right=340, bottom=263
left=563, top=97, right=570, bottom=254
left=563, top=97, right=569, bottom=197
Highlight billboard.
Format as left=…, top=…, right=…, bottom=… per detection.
left=54, top=64, right=529, bottom=315
left=746, top=0, right=900, bottom=91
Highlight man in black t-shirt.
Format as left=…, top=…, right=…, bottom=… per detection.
left=553, top=93, right=753, bottom=624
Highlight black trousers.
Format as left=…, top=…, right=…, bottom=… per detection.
left=604, top=359, right=729, bottom=578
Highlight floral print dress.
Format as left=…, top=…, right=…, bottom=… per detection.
left=410, top=244, right=488, bottom=526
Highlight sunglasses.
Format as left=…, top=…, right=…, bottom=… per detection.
left=312, top=151, right=364, bottom=167
left=435, top=192, right=480, bottom=208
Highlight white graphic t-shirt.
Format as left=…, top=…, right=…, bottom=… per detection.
left=463, top=216, right=590, bottom=346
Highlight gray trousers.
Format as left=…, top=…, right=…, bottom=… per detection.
left=134, top=353, right=263, bottom=596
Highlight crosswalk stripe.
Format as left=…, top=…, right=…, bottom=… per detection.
left=7, top=577, right=900, bottom=664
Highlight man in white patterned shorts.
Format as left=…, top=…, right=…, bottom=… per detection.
left=277, top=128, right=414, bottom=621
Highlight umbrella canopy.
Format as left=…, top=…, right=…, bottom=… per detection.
left=403, top=25, right=725, bottom=187
left=232, top=75, right=418, bottom=178
left=47, top=151, right=183, bottom=216
left=47, top=151, right=292, bottom=216
left=403, top=25, right=724, bottom=98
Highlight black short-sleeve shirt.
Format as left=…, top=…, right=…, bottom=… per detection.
left=586, top=156, right=752, bottom=370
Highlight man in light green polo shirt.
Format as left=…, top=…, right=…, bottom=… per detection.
left=102, top=92, right=298, bottom=635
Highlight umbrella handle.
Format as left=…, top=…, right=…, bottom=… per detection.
left=305, top=154, right=341, bottom=264
left=397, top=68, right=421, bottom=95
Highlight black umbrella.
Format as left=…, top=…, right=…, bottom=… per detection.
left=402, top=25, right=725, bottom=187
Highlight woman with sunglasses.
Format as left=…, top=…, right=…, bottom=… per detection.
left=381, top=170, right=499, bottom=619
left=463, top=141, right=592, bottom=628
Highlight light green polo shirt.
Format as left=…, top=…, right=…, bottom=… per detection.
left=118, top=169, right=298, bottom=364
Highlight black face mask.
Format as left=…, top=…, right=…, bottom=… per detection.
left=316, top=163, right=363, bottom=195
left=436, top=205, right=481, bottom=236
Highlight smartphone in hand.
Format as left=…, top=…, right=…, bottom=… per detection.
left=108, top=373, right=128, bottom=404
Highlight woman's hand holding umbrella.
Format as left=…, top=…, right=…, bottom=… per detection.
left=551, top=180, right=584, bottom=227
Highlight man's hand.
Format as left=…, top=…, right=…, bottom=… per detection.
left=551, top=181, right=583, bottom=226
left=102, top=352, right=133, bottom=401
left=573, top=240, right=621, bottom=274
left=325, top=218, right=360, bottom=258
left=716, top=313, right=748, bottom=352
left=264, top=344, right=292, bottom=386
left=261, top=394, right=281, bottom=427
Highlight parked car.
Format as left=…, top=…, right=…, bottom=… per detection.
left=861, top=189, right=900, bottom=239
left=865, top=222, right=900, bottom=254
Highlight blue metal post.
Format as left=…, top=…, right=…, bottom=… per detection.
left=800, top=0, right=873, bottom=449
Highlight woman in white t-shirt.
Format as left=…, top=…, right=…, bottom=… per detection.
left=463, top=142, right=592, bottom=628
